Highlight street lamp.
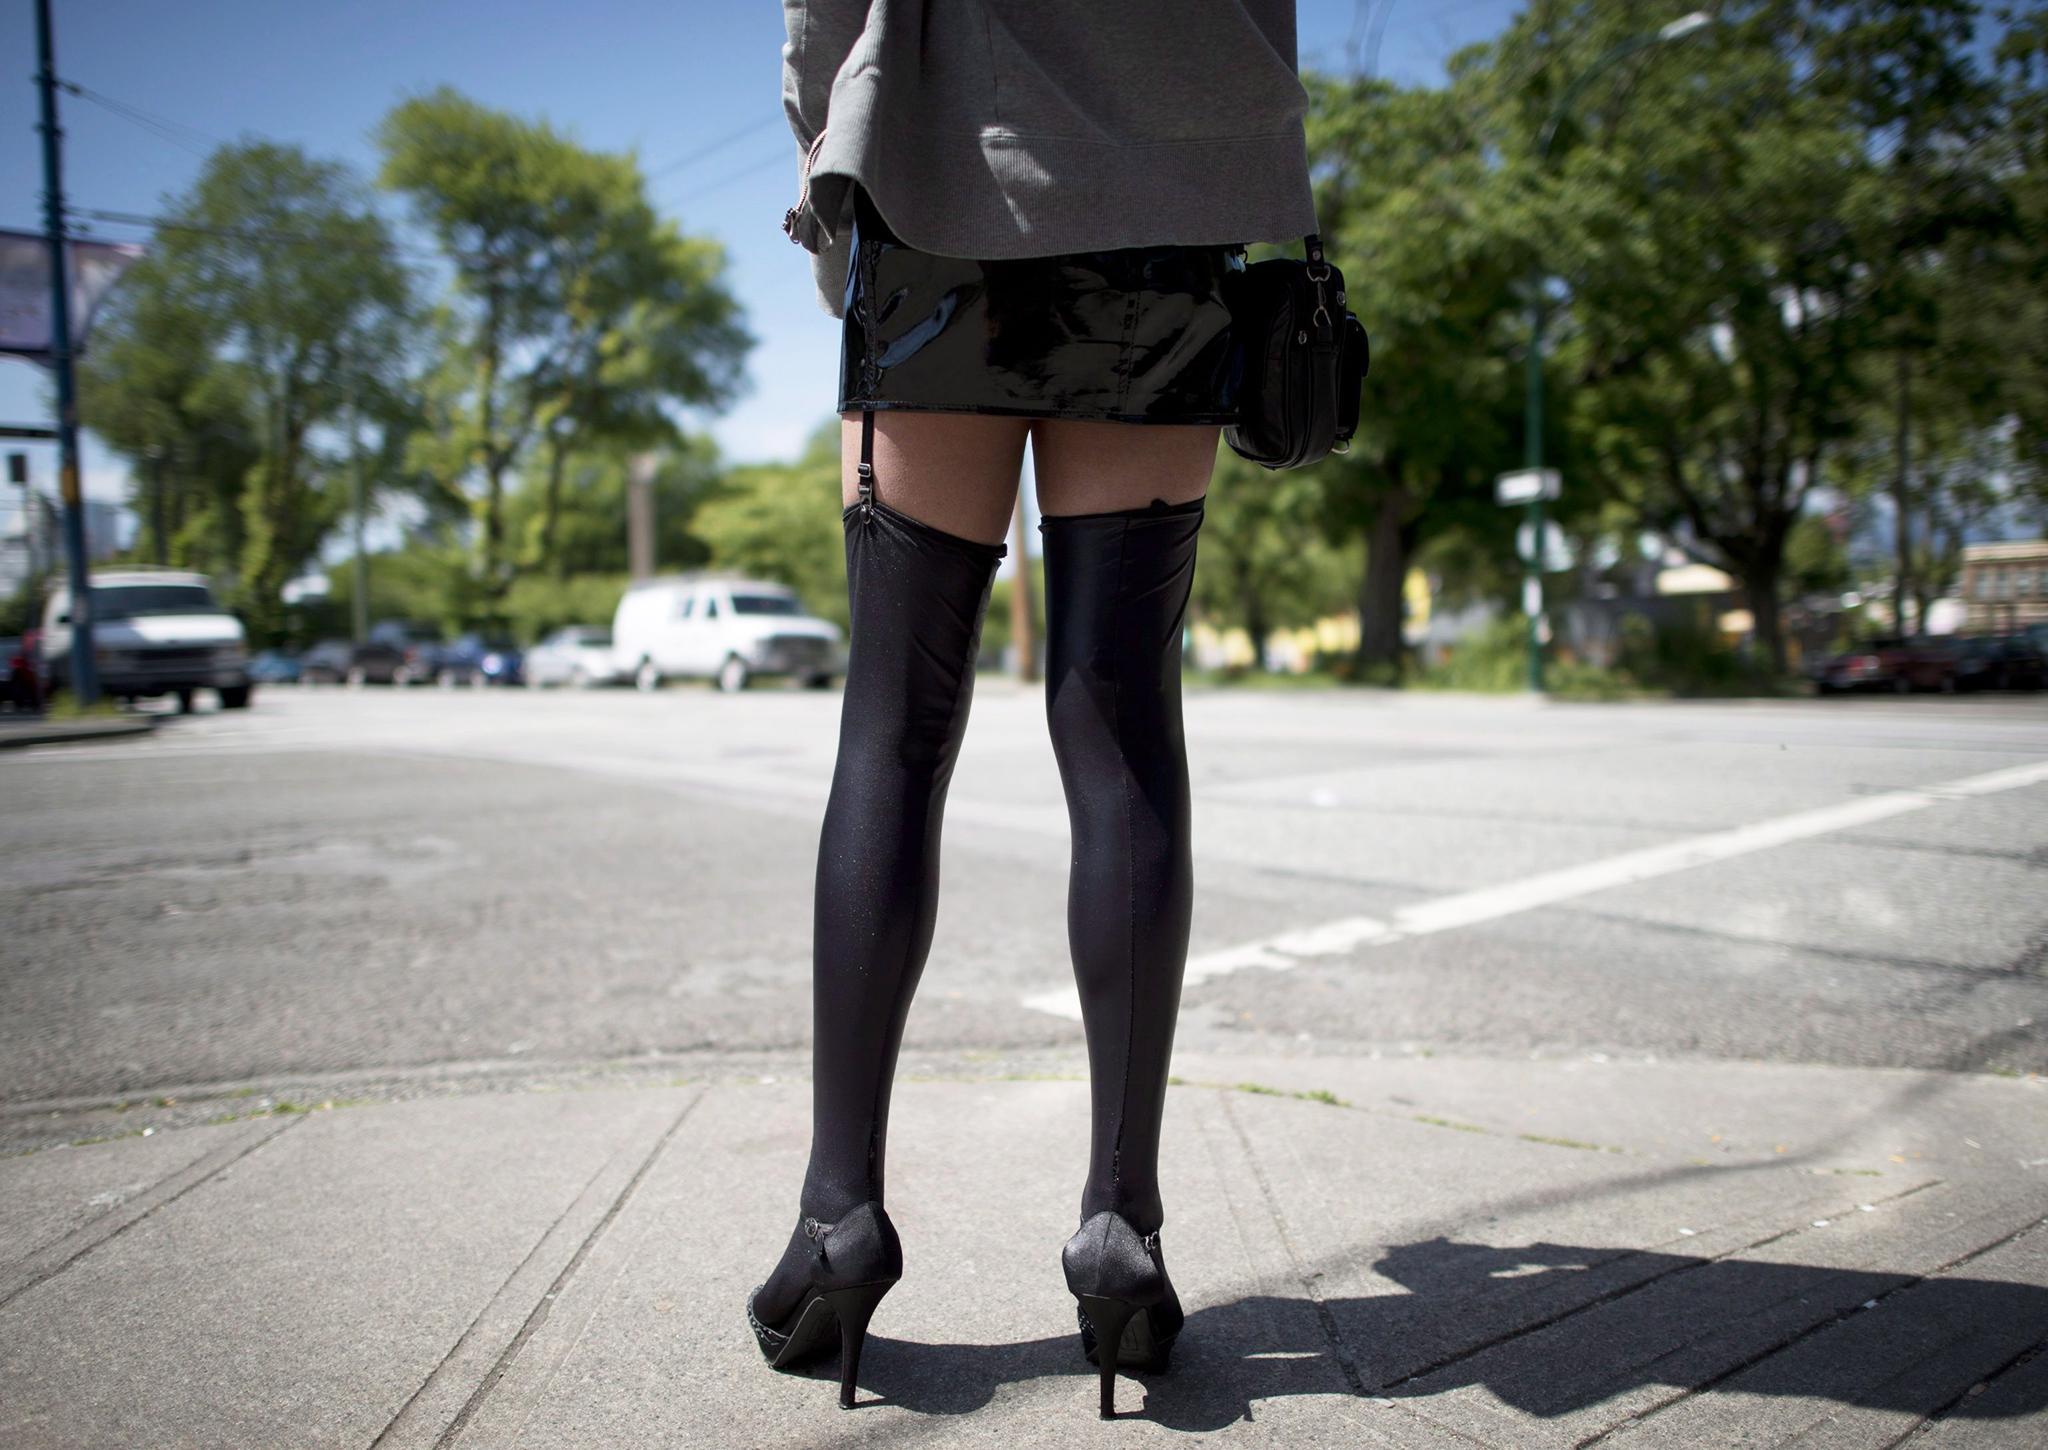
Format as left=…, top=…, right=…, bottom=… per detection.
left=1514, top=10, right=1714, bottom=694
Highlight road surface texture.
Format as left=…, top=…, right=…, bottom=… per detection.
left=2, top=682, right=2043, bottom=1447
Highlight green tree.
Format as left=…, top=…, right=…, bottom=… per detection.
left=1193, top=448, right=1359, bottom=669
left=503, top=432, right=724, bottom=578
left=77, top=284, right=259, bottom=576
left=1303, top=73, right=1523, bottom=671
left=689, top=421, right=850, bottom=629
left=1489, top=0, right=1893, bottom=672
left=1810, top=0, right=2003, bottom=633
left=1989, top=3, right=2048, bottom=514
left=527, top=216, right=748, bottom=578
left=376, top=88, right=749, bottom=609
left=77, top=142, right=410, bottom=637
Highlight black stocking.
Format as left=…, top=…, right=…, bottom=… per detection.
left=1040, top=493, right=1206, bottom=1236
left=755, top=477, right=1007, bottom=1325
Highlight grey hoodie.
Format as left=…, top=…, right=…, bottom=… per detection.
left=780, top=1, right=1318, bottom=317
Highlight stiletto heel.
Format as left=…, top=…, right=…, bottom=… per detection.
left=1062, top=1208, right=1186, bottom=1419
left=1075, top=1294, right=1141, bottom=1418
left=744, top=1202, right=903, bottom=1409
left=824, top=1281, right=892, bottom=1408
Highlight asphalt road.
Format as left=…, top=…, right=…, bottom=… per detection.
left=3, top=681, right=2045, bottom=1109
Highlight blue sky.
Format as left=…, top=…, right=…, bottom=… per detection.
left=0, top=0, right=1523, bottom=513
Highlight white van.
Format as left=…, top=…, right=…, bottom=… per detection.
left=612, top=573, right=843, bottom=693
left=40, top=568, right=252, bottom=711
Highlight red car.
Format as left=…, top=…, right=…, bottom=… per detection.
left=1814, top=636, right=1917, bottom=694
left=3, top=628, right=44, bottom=711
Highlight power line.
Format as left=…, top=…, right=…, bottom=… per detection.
left=68, top=206, right=447, bottom=263
left=670, top=146, right=789, bottom=204
left=1366, top=0, right=1400, bottom=79
left=647, top=115, right=784, bottom=179
left=56, top=78, right=223, bottom=158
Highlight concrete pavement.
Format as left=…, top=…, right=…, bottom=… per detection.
left=3, top=1050, right=2044, bottom=1447
left=5, top=685, right=2046, bottom=1445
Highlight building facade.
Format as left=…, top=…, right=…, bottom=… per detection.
left=1959, top=540, right=2048, bottom=635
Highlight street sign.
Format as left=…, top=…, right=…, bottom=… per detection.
left=1496, top=468, right=1561, bottom=506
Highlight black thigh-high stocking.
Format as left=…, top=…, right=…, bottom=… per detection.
left=1040, top=493, right=1206, bottom=1236
left=753, top=484, right=1007, bottom=1325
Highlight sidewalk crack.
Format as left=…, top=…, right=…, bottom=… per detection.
left=1218, top=1087, right=1366, bottom=1395
left=0, top=1113, right=300, bottom=1312
left=1379, top=1178, right=1944, bottom=1402
left=419, top=1087, right=705, bottom=1449
left=1888, top=1332, right=2048, bottom=1447
left=1573, top=1205, right=2043, bottom=1448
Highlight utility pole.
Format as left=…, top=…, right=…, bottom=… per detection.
left=7, top=451, right=31, bottom=580
left=1523, top=292, right=1549, bottom=694
left=1507, top=12, right=1714, bottom=696
left=1009, top=492, right=1037, bottom=682
left=348, top=376, right=369, bottom=643
left=148, top=447, right=167, bottom=564
left=626, top=452, right=656, bottom=580
left=36, top=0, right=97, bottom=703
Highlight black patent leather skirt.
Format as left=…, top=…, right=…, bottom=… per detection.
left=838, top=187, right=1246, bottom=424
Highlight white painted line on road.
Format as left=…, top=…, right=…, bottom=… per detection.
left=1022, top=758, right=2048, bottom=1020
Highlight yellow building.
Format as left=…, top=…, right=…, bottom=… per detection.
left=1960, top=541, right=2048, bottom=635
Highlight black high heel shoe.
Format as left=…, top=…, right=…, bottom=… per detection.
left=1062, top=1209, right=1186, bottom=1419
left=745, top=1201, right=903, bottom=1409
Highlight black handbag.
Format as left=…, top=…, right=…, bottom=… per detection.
left=1222, top=234, right=1369, bottom=469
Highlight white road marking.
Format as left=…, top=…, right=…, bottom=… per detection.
left=1022, top=758, right=2048, bottom=1020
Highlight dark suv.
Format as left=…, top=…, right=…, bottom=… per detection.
left=367, top=620, right=446, bottom=686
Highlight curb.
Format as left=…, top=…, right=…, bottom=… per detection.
left=0, top=715, right=159, bottom=749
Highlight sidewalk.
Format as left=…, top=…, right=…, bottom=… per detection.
left=0, top=713, right=156, bottom=749
left=2, top=1052, right=2044, bottom=1448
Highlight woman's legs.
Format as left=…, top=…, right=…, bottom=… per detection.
left=754, top=410, right=1027, bottom=1326
left=1033, top=419, right=1217, bottom=1236
left=838, top=409, right=1028, bottom=542
left=1031, top=418, right=1218, bottom=513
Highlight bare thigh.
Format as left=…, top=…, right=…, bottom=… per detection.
left=1030, top=420, right=1220, bottom=516
left=841, top=410, right=1030, bottom=547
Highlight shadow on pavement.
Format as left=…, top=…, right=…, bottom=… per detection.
left=836, top=1237, right=2047, bottom=1432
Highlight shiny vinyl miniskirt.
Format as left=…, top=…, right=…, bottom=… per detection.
left=838, top=187, right=1246, bottom=424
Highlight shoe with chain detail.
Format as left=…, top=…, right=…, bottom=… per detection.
left=1063, top=1208, right=1185, bottom=1418
left=744, top=1201, right=903, bottom=1409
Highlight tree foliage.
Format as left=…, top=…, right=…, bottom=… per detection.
left=1303, top=73, right=1523, bottom=669
left=375, top=88, right=749, bottom=610
left=78, top=141, right=411, bottom=638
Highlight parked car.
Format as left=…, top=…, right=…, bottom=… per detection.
left=612, top=574, right=843, bottom=693
left=1957, top=634, right=2046, bottom=692
left=299, top=638, right=405, bottom=686
left=435, top=632, right=525, bottom=687
left=367, top=620, right=446, bottom=686
left=1812, top=636, right=1915, bottom=694
left=1894, top=634, right=2046, bottom=693
left=1818, top=643, right=1892, bottom=692
left=525, top=626, right=626, bottom=688
left=248, top=648, right=302, bottom=684
left=3, top=630, right=43, bottom=711
left=1821, top=633, right=2046, bottom=695
left=39, top=569, right=251, bottom=711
